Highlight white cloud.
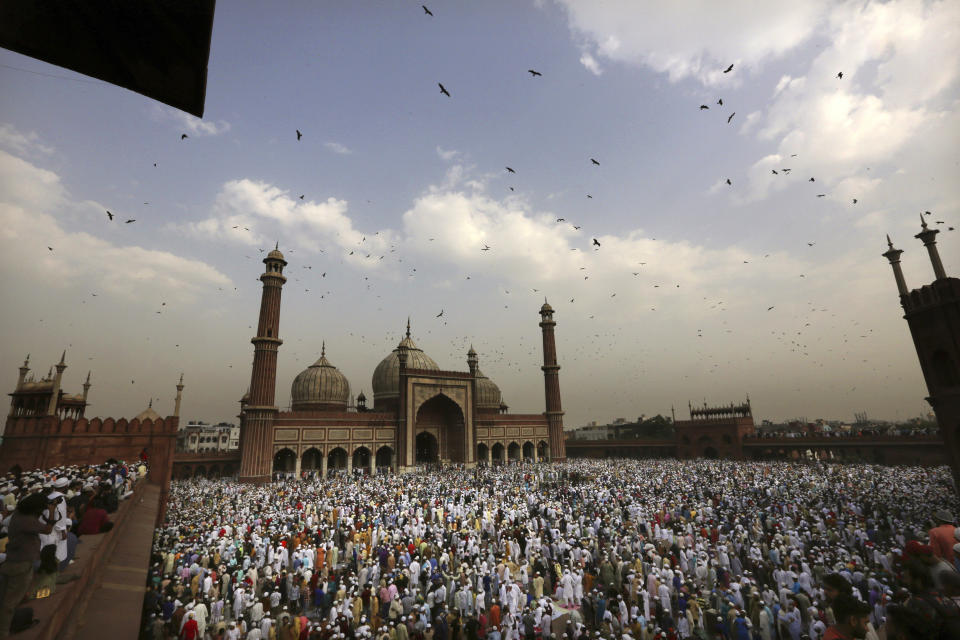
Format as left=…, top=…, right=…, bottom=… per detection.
left=579, top=51, right=602, bottom=75
left=0, top=123, right=54, bottom=156
left=436, top=146, right=460, bottom=161
left=324, top=141, right=352, bottom=155
left=152, top=105, right=231, bottom=137
left=184, top=179, right=396, bottom=262
left=0, top=149, right=231, bottom=305
left=553, top=0, right=829, bottom=85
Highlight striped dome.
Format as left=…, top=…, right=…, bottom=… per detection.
left=372, top=325, right=439, bottom=408
left=475, top=369, right=502, bottom=410
left=291, top=344, right=350, bottom=410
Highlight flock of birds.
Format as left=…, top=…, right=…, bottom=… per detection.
left=38, top=3, right=954, bottom=420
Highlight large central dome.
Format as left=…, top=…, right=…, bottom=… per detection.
left=372, top=322, right=439, bottom=408
left=291, top=344, right=350, bottom=411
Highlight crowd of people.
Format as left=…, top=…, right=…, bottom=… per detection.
left=0, top=457, right=148, bottom=637
left=144, top=459, right=960, bottom=640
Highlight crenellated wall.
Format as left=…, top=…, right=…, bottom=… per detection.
left=0, top=413, right=177, bottom=520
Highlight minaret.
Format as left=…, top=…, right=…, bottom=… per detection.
left=467, top=345, right=478, bottom=376
left=239, top=245, right=287, bottom=483
left=17, top=354, right=29, bottom=388
left=885, top=225, right=960, bottom=486
left=915, top=215, right=947, bottom=280
left=46, top=351, right=66, bottom=416
left=883, top=235, right=909, bottom=298
left=79, top=371, right=91, bottom=418
left=397, top=327, right=410, bottom=471
left=173, top=373, right=184, bottom=417
left=9, top=355, right=30, bottom=417
left=539, top=300, right=565, bottom=461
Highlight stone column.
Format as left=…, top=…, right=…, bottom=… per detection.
left=347, top=451, right=353, bottom=475
left=487, top=446, right=492, bottom=465
left=294, top=449, right=302, bottom=478
left=370, top=447, right=376, bottom=476
left=533, top=445, right=538, bottom=463
left=321, top=451, right=328, bottom=478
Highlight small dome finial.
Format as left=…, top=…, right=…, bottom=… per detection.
left=406, top=317, right=411, bottom=338
left=886, top=234, right=894, bottom=249
left=920, top=213, right=928, bottom=230
left=148, top=397, right=153, bottom=408
left=275, top=241, right=279, bottom=250
left=321, top=340, right=326, bottom=357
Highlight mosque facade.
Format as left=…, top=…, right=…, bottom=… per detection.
left=237, top=248, right=566, bottom=483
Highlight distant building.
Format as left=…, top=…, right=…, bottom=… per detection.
left=0, top=355, right=181, bottom=519
left=177, top=421, right=238, bottom=452
left=674, top=398, right=755, bottom=458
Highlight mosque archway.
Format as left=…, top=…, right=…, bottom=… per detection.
left=415, top=432, right=439, bottom=464
left=507, top=442, right=521, bottom=461
left=703, top=446, right=718, bottom=459
left=491, top=442, right=505, bottom=463
left=302, top=447, right=323, bottom=471
left=224, top=463, right=236, bottom=477
left=375, top=446, right=393, bottom=470
left=328, top=447, right=347, bottom=471
left=477, top=443, right=489, bottom=464
left=273, top=448, right=296, bottom=473
left=352, top=446, right=371, bottom=472
left=415, top=394, right=466, bottom=463
left=194, top=465, right=206, bottom=478
left=522, top=441, right=534, bottom=460
left=537, top=441, right=549, bottom=461
left=209, top=465, right=220, bottom=478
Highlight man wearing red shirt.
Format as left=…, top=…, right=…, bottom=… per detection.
left=928, top=509, right=956, bottom=564
left=180, top=612, right=200, bottom=640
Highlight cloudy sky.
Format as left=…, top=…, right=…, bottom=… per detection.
left=1, top=0, right=958, bottom=429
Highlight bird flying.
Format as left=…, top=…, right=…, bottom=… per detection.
left=592, top=238, right=601, bottom=247
left=726, top=179, right=732, bottom=185
left=125, top=219, right=136, bottom=224
left=727, top=112, right=735, bottom=123
left=296, top=129, right=302, bottom=140
left=723, top=64, right=734, bottom=73
left=699, top=105, right=709, bottom=110
left=717, top=98, right=723, bottom=106
left=837, top=71, right=843, bottom=79
left=767, top=306, right=775, bottom=311
left=481, top=245, right=491, bottom=251
left=106, top=210, right=113, bottom=220
left=180, top=134, right=188, bottom=140
left=590, top=158, right=600, bottom=165
left=436, top=310, right=444, bottom=318
left=528, top=69, right=541, bottom=77
left=505, top=167, right=516, bottom=173
left=422, top=5, right=433, bottom=16
left=438, top=83, right=450, bottom=97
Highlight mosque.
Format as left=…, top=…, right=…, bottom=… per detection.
left=237, top=247, right=566, bottom=482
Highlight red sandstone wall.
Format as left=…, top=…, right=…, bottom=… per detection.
left=0, top=415, right=177, bottom=489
